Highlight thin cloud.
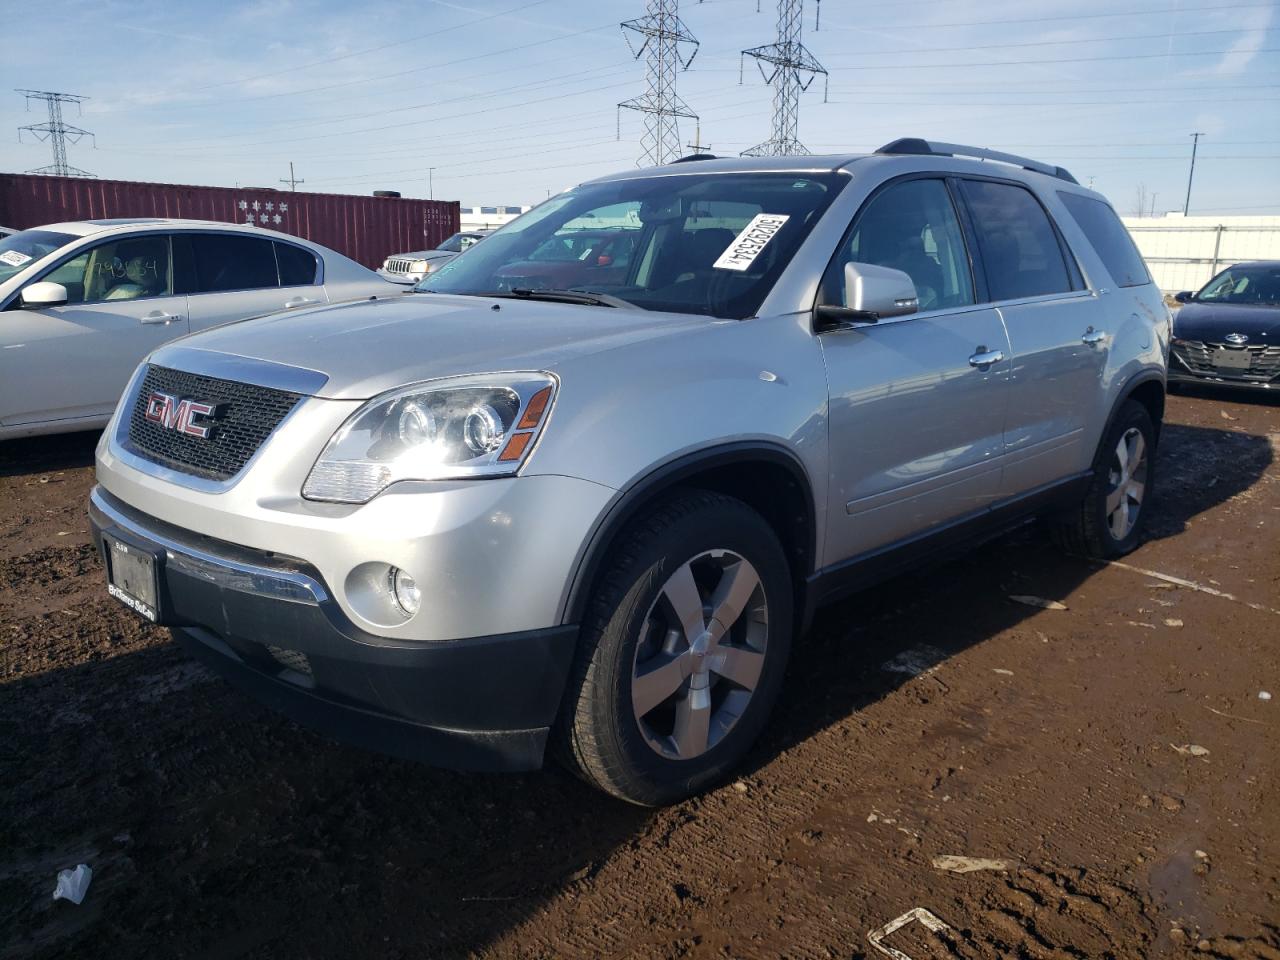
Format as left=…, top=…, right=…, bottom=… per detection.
left=1207, top=6, right=1273, bottom=75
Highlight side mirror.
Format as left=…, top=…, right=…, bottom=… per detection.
left=815, top=262, right=919, bottom=329
left=1173, top=291, right=1193, bottom=304
left=20, top=281, right=69, bottom=308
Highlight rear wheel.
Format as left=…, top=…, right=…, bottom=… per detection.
left=1054, top=399, right=1157, bottom=558
left=556, top=491, right=793, bottom=806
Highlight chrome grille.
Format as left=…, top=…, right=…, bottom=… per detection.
left=1171, top=340, right=1280, bottom=382
left=126, top=365, right=302, bottom=481
left=385, top=257, right=416, bottom=275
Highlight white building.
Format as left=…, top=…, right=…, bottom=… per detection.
left=1122, top=213, right=1280, bottom=293
left=460, top=205, right=530, bottom=231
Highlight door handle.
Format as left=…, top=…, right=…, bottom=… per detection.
left=284, top=296, right=320, bottom=309
left=140, top=312, right=183, bottom=325
left=968, top=347, right=1005, bottom=369
left=1081, top=327, right=1107, bottom=346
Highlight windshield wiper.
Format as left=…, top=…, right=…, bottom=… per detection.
left=505, top=288, right=638, bottom=309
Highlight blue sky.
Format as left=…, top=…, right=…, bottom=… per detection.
left=2, top=0, right=1276, bottom=213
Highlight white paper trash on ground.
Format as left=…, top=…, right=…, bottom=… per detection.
left=52, top=864, right=93, bottom=905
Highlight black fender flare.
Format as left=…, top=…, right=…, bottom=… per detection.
left=559, top=441, right=817, bottom=626
left=1098, top=368, right=1166, bottom=458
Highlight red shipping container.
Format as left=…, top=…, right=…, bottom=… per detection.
left=0, top=173, right=459, bottom=270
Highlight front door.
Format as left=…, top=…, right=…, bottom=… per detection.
left=817, top=176, right=1011, bottom=564
left=0, top=233, right=188, bottom=427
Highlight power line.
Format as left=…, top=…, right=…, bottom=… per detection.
left=190, top=0, right=557, bottom=95
left=817, top=2, right=1278, bottom=31
left=15, top=89, right=95, bottom=178
left=823, top=46, right=1280, bottom=70
left=818, top=26, right=1251, bottom=56
left=741, top=0, right=828, bottom=156
left=617, top=0, right=701, bottom=166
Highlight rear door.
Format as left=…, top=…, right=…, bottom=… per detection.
left=0, top=233, right=188, bottom=427
left=819, top=176, right=1012, bottom=562
left=179, top=233, right=326, bottom=333
left=956, top=177, right=1106, bottom=497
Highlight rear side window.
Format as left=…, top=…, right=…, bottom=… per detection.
left=189, top=234, right=278, bottom=293
left=276, top=242, right=319, bottom=286
left=960, top=180, right=1073, bottom=301
left=1057, top=192, right=1149, bottom=288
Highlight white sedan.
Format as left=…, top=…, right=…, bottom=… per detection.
left=0, top=218, right=401, bottom=440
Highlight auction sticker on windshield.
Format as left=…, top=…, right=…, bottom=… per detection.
left=712, top=214, right=790, bottom=272
left=0, top=250, right=32, bottom=268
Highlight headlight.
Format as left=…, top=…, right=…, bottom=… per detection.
left=410, top=259, right=432, bottom=275
left=301, top=373, right=557, bottom=503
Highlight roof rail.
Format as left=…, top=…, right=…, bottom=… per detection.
left=669, top=153, right=719, bottom=164
left=876, top=138, right=1079, bottom=185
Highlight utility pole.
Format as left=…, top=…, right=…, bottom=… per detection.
left=429, top=167, right=436, bottom=200
left=685, top=121, right=711, bottom=156
left=1184, top=132, right=1203, bottom=215
left=618, top=0, right=700, bottom=167
left=279, top=161, right=304, bottom=191
left=740, top=0, right=828, bottom=157
left=1150, top=193, right=1158, bottom=218
left=16, top=89, right=94, bottom=177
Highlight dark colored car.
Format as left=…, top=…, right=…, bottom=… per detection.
left=492, top=229, right=641, bottom=291
left=1170, top=261, right=1280, bottom=391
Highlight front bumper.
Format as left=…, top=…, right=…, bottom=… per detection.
left=89, top=487, right=578, bottom=771
left=375, top=268, right=421, bottom=285
left=1167, top=366, right=1277, bottom=389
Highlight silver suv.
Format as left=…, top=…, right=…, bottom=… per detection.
left=90, top=140, right=1169, bottom=805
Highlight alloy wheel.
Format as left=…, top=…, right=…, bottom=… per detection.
left=1105, top=427, right=1148, bottom=541
left=630, top=550, right=769, bottom=761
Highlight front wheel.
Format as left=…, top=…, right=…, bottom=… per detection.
left=1054, top=399, right=1157, bottom=558
left=555, top=491, right=793, bottom=806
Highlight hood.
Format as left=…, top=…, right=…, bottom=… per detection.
left=1174, top=300, right=1280, bottom=344
left=395, top=249, right=456, bottom=262
left=152, top=293, right=712, bottom=400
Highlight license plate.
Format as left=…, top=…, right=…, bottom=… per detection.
left=1215, top=349, right=1252, bottom=370
left=105, top=535, right=160, bottom=622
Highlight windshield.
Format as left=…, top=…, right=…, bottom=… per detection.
left=435, top=232, right=485, bottom=253
left=0, top=229, right=76, bottom=285
left=418, top=172, right=844, bottom=319
left=1196, top=263, right=1280, bottom=306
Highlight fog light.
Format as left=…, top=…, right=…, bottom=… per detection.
left=389, top=567, right=420, bottom=617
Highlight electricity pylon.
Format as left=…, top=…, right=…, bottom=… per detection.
left=617, top=0, right=700, bottom=167
left=16, top=89, right=95, bottom=177
left=740, top=0, right=827, bottom=157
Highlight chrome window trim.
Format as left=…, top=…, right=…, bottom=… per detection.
left=90, top=487, right=327, bottom=603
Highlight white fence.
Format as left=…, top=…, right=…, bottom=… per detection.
left=1121, top=215, right=1280, bottom=294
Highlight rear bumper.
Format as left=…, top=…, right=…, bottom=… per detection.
left=89, top=486, right=578, bottom=771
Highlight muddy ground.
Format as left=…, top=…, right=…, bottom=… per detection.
left=2, top=387, right=1277, bottom=960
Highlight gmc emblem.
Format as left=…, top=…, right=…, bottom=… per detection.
left=144, top=391, right=222, bottom=439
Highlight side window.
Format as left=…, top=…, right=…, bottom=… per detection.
left=824, top=178, right=974, bottom=312
left=46, top=236, right=172, bottom=305
left=276, top=242, right=319, bottom=287
left=1056, top=192, right=1149, bottom=288
left=959, top=180, right=1073, bottom=301
left=189, top=234, right=279, bottom=293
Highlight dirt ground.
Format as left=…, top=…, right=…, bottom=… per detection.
left=2, top=387, right=1278, bottom=960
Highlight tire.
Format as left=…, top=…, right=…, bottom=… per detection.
left=555, top=490, right=793, bottom=806
left=1053, top=399, right=1157, bottom=559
